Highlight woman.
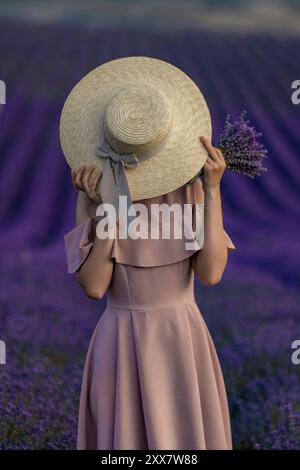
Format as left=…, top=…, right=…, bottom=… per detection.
left=64, top=135, right=236, bottom=450
left=61, top=56, right=237, bottom=450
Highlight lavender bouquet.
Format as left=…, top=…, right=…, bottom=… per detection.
left=191, top=111, right=268, bottom=183
left=216, top=110, right=269, bottom=178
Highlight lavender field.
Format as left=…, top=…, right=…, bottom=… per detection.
left=0, top=19, right=300, bottom=449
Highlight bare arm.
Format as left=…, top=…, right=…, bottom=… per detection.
left=192, top=137, right=230, bottom=286
left=71, top=165, right=115, bottom=300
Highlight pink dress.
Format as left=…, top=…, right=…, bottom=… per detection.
left=64, top=180, right=236, bottom=450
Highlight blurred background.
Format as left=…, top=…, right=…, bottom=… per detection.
left=0, top=0, right=300, bottom=450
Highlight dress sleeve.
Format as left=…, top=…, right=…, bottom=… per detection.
left=64, top=217, right=96, bottom=273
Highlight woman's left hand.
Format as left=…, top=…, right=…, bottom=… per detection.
left=199, top=136, right=226, bottom=190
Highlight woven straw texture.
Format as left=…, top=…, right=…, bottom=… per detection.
left=59, top=56, right=211, bottom=200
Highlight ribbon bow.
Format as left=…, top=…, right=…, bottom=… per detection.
left=96, top=133, right=139, bottom=224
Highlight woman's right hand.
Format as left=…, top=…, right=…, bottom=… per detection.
left=72, top=165, right=102, bottom=221
left=72, top=165, right=102, bottom=203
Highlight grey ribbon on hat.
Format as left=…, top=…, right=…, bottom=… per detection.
left=96, top=133, right=139, bottom=224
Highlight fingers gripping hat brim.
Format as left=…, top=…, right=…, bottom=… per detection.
left=59, top=56, right=212, bottom=201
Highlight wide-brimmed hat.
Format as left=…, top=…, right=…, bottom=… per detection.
left=59, top=56, right=211, bottom=218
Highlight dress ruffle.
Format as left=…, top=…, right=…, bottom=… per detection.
left=64, top=182, right=236, bottom=272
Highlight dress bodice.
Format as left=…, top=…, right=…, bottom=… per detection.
left=107, top=259, right=195, bottom=310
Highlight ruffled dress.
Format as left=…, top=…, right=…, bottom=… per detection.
left=64, top=180, right=236, bottom=450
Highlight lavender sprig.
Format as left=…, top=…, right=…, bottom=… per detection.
left=216, top=110, right=269, bottom=178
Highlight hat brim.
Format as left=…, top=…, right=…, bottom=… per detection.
left=59, top=56, right=212, bottom=201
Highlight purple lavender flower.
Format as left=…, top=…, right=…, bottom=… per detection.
left=216, top=111, right=269, bottom=178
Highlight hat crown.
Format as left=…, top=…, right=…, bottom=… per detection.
left=103, top=82, right=173, bottom=156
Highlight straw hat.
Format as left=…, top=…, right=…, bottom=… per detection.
left=60, top=56, right=211, bottom=217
